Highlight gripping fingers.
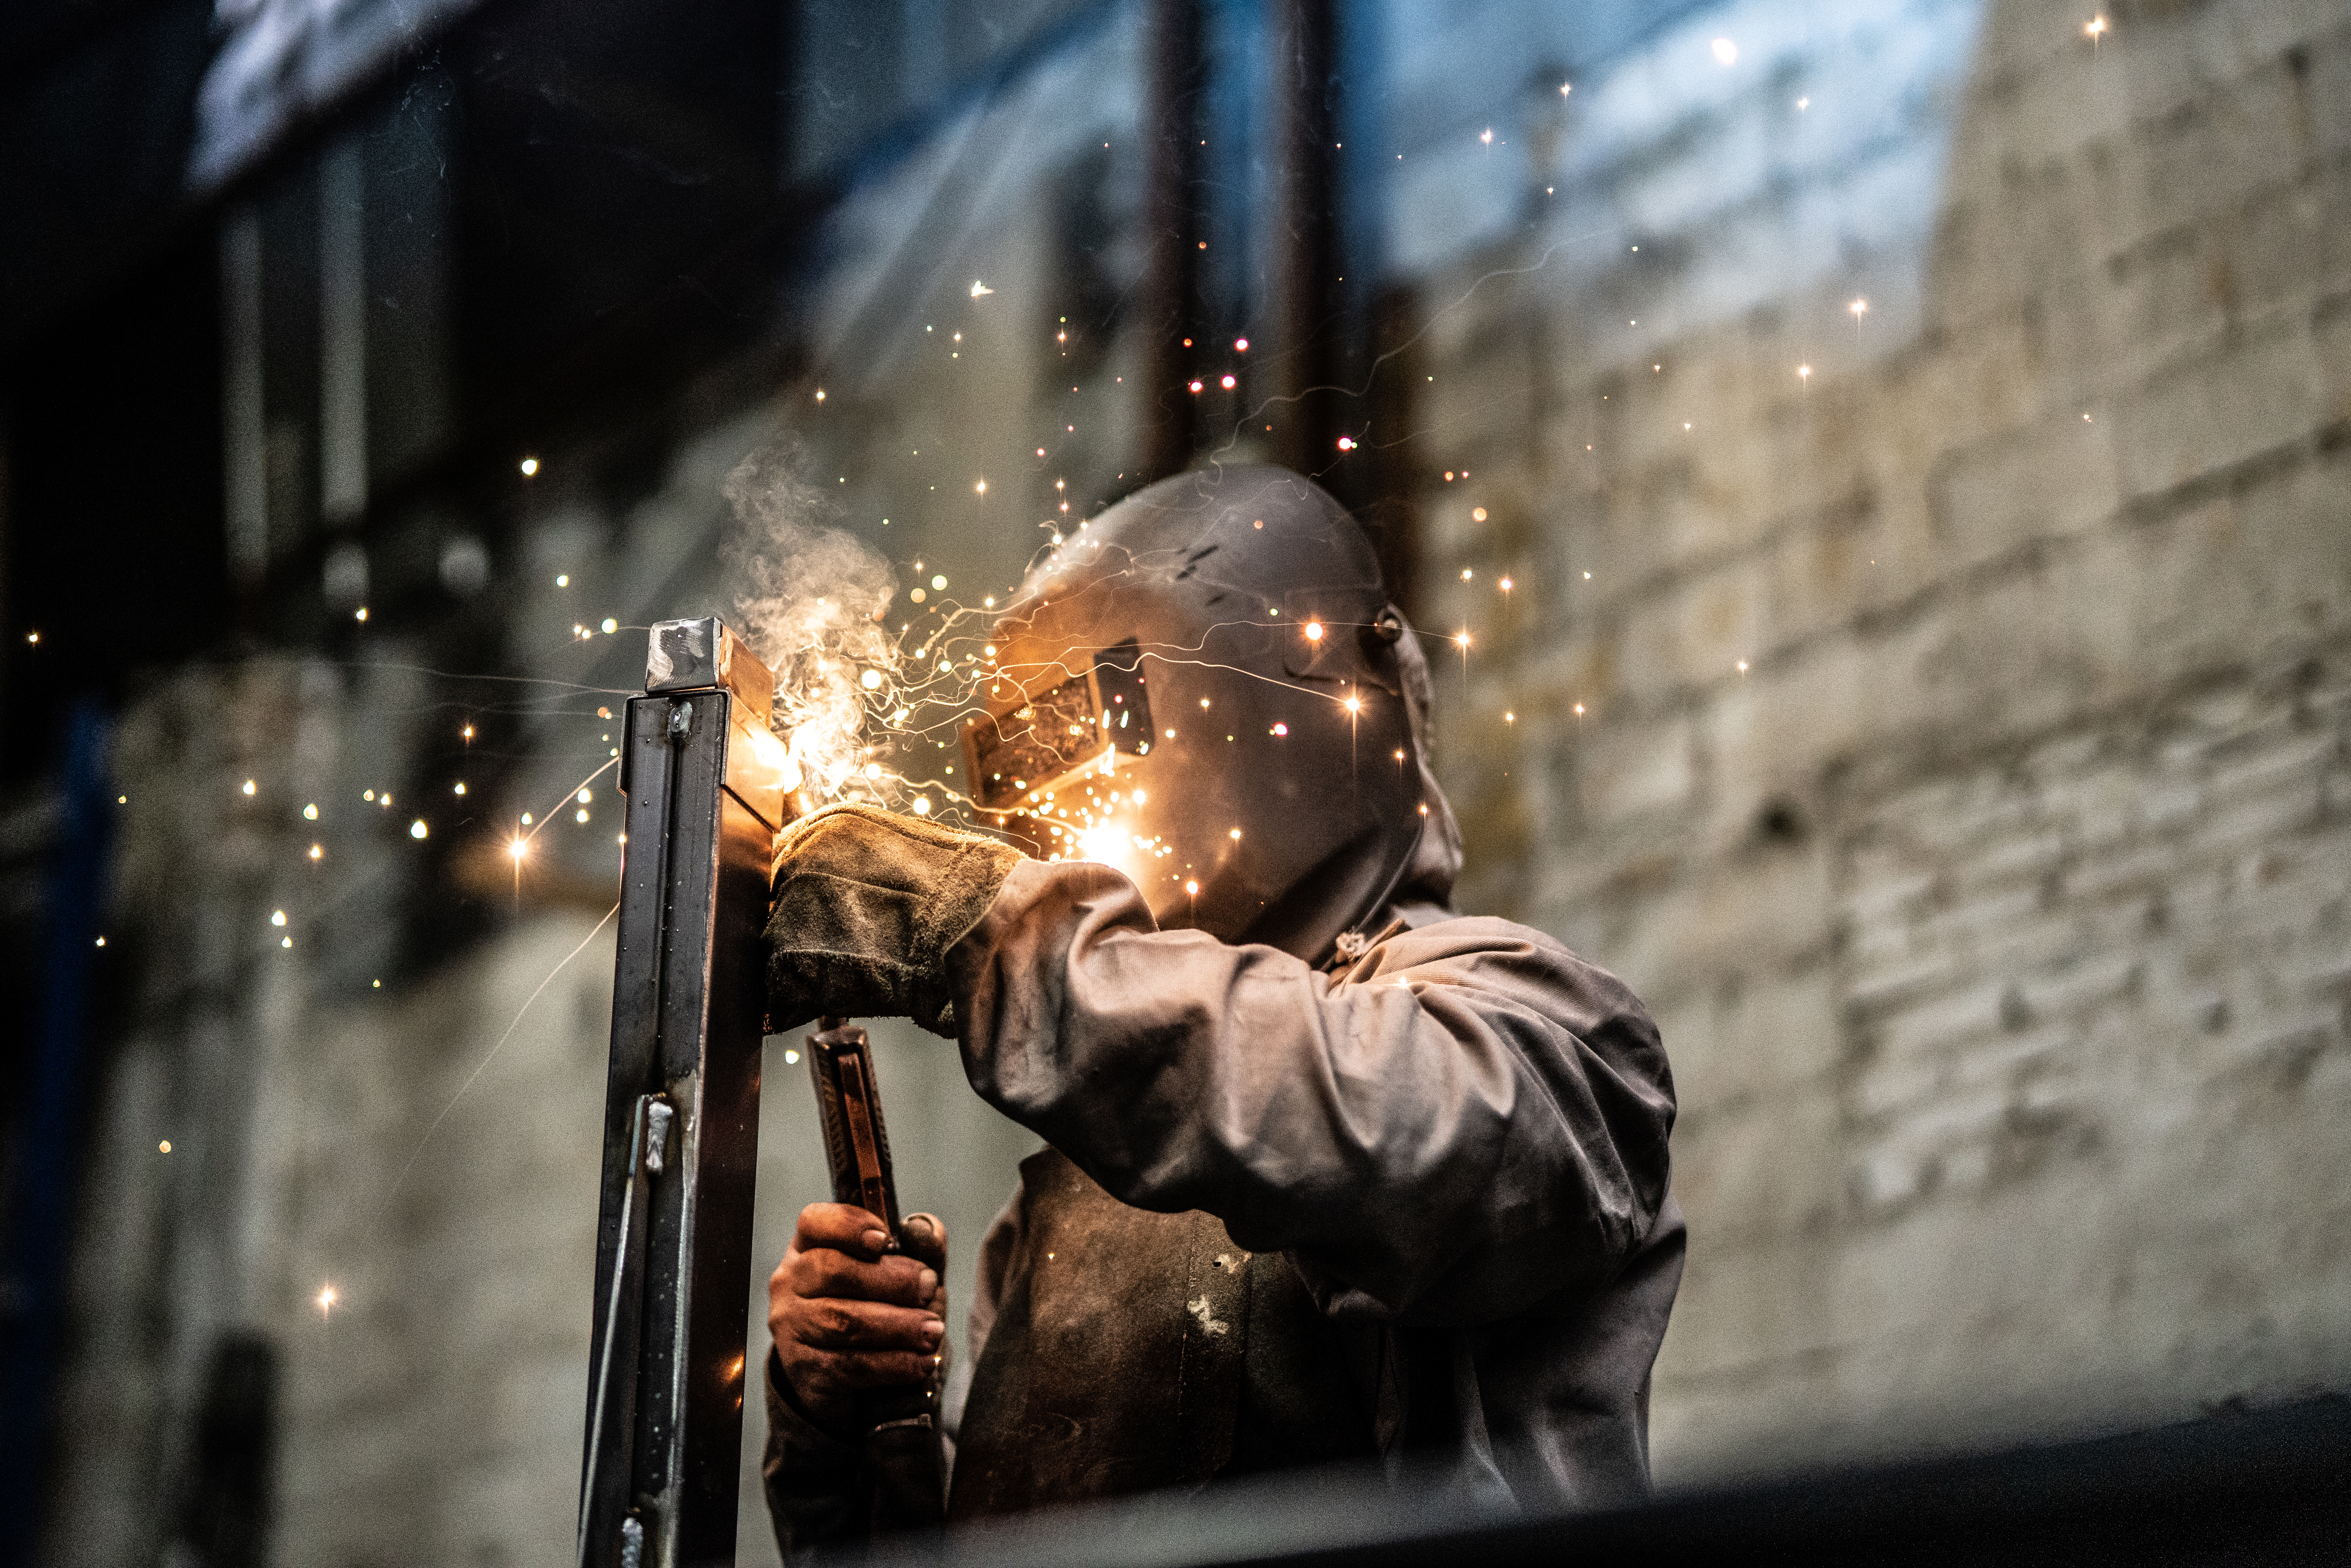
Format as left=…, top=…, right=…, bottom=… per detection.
left=898, top=1212, right=948, bottom=1272
left=771, top=1201, right=949, bottom=1428
left=794, top=1201, right=895, bottom=1259
left=788, top=1247, right=937, bottom=1308
left=794, top=1296, right=942, bottom=1355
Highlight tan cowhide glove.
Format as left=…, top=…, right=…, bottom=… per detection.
left=763, top=804, right=1026, bottom=1038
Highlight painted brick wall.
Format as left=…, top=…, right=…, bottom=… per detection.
left=1391, top=0, right=2351, bottom=1479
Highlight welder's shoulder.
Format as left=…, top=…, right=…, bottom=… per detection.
left=1373, top=913, right=1657, bottom=1035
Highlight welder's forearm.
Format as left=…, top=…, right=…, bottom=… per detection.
left=947, top=860, right=1673, bottom=1322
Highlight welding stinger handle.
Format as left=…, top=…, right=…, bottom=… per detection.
left=806, top=1018, right=947, bottom=1509
left=805, top=1019, right=904, bottom=1250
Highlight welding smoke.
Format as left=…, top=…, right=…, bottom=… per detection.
left=721, top=436, right=898, bottom=801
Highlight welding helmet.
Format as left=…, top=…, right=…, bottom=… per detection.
left=960, top=465, right=1426, bottom=962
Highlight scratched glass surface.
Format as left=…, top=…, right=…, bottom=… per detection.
left=27, top=0, right=2345, bottom=1563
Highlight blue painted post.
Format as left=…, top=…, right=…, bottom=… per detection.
left=0, top=698, right=114, bottom=1567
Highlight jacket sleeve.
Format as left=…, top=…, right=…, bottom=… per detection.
left=760, top=1351, right=864, bottom=1562
left=944, top=859, right=1676, bottom=1326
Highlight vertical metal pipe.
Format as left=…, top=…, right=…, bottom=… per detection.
left=1270, top=0, right=1348, bottom=490
left=1140, top=0, right=1207, bottom=482
left=1360, top=284, right=1424, bottom=619
left=1271, top=2, right=1419, bottom=613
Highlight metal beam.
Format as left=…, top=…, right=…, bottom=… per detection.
left=579, top=617, right=790, bottom=1568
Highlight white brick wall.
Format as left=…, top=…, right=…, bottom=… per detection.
left=1393, top=0, right=2351, bottom=1480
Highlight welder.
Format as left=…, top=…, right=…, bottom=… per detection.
left=757, top=464, right=1683, bottom=1555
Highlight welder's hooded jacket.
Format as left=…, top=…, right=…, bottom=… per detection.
left=763, top=719, right=1684, bottom=1555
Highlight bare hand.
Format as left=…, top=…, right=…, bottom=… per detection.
left=768, top=1203, right=947, bottom=1437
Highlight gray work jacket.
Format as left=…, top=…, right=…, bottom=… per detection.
left=764, top=851, right=1683, bottom=1557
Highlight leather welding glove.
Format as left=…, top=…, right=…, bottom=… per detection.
left=765, top=803, right=1026, bottom=1038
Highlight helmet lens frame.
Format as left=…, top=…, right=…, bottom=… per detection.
left=965, top=639, right=1155, bottom=811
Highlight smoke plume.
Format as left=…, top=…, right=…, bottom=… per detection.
left=721, top=436, right=899, bottom=801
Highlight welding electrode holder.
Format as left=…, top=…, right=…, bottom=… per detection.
left=804, top=1018, right=948, bottom=1525
left=578, top=617, right=794, bottom=1568
left=805, top=1019, right=904, bottom=1245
